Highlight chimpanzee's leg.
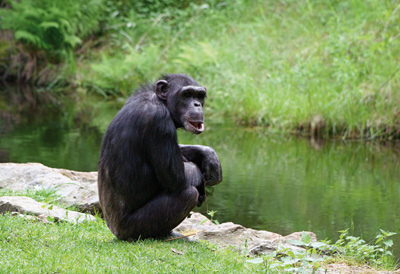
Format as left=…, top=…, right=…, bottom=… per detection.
left=114, top=162, right=203, bottom=240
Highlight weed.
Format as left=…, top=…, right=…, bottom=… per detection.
left=246, top=229, right=398, bottom=273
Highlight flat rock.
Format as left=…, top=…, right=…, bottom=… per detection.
left=0, top=196, right=96, bottom=223
left=175, top=212, right=316, bottom=255
left=0, top=163, right=99, bottom=213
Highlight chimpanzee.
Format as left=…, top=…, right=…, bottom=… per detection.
left=98, top=74, right=222, bottom=240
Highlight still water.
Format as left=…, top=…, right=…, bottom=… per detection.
left=1, top=86, right=399, bottom=256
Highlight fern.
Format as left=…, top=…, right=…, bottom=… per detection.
left=0, top=0, right=103, bottom=61
left=14, top=30, right=42, bottom=47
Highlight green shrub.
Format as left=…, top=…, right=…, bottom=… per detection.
left=0, top=0, right=103, bottom=61
left=247, top=230, right=398, bottom=272
left=82, top=44, right=162, bottom=96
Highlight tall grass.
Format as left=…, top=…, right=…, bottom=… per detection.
left=78, top=0, right=400, bottom=139
left=3, top=0, right=399, bottom=139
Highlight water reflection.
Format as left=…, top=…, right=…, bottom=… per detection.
left=180, top=129, right=400, bottom=257
left=1, top=85, right=400, bottom=257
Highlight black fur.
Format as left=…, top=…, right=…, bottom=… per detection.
left=98, top=74, right=222, bottom=240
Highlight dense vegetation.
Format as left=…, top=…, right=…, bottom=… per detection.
left=1, top=0, right=400, bottom=139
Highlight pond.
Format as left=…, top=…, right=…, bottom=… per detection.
left=1, top=85, right=400, bottom=257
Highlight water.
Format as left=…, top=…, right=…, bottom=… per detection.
left=1, top=86, right=400, bottom=257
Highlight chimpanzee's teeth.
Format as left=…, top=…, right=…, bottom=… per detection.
left=188, top=121, right=204, bottom=131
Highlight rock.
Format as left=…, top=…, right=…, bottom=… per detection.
left=175, top=212, right=316, bottom=255
left=0, top=163, right=99, bottom=213
left=0, top=196, right=96, bottom=223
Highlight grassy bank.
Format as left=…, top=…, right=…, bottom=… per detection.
left=0, top=213, right=264, bottom=273
left=0, top=188, right=398, bottom=273
left=1, top=0, right=400, bottom=139
left=0, top=188, right=259, bottom=273
left=0, top=204, right=398, bottom=273
left=0, top=186, right=398, bottom=273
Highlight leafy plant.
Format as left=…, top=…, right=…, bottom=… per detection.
left=82, top=44, right=161, bottom=96
left=1, top=0, right=103, bottom=60
left=200, top=210, right=220, bottom=225
left=207, top=210, right=219, bottom=225
left=0, top=0, right=103, bottom=83
left=246, top=229, right=398, bottom=272
left=247, top=231, right=328, bottom=273
left=333, top=228, right=398, bottom=268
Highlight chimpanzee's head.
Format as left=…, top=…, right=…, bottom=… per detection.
left=156, top=74, right=207, bottom=134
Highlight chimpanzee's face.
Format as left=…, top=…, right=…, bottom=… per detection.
left=176, top=85, right=206, bottom=134
left=156, top=74, right=207, bottom=134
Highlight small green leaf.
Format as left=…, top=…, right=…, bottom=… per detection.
left=383, top=239, right=393, bottom=247
left=281, top=256, right=299, bottom=265
left=311, top=242, right=326, bottom=249
left=287, top=250, right=295, bottom=258
left=205, top=186, right=215, bottom=196
left=246, top=258, right=263, bottom=264
left=200, top=219, right=208, bottom=225
left=385, top=251, right=393, bottom=256
left=288, top=240, right=304, bottom=246
left=301, top=232, right=312, bottom=244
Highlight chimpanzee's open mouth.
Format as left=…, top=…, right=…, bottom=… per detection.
left=187, top=121, right=204, bottom=134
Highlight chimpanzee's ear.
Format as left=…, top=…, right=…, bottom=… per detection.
left=156, top=80, right=168, bottom=101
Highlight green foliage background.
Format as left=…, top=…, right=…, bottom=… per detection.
left=1, top=0, right=400, bottom=139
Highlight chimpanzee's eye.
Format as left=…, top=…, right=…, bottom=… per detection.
left=181, top=91, right=191, bottom=98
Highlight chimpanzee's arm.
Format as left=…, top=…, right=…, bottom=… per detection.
left=179, top=145, right=222, bottom=186
left=147, top=125, right=205, bottom=193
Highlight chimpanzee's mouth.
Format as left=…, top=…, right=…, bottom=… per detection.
left=187, top=121, right=204, bottom=134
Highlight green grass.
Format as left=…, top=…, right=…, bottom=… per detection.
left=77, top=0, right=400, bottom=139
left=0, top=188, right=398, bottom=273
left=0, top=213, right=263, bottom=273
left=1, top=212, right=397, bottom=273
left=2, top=0, right=400, bottom=138
left=0, top=188, right=61, bottom=204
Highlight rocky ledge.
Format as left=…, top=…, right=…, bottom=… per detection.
left=0, top=163, right=99, bottom=213
left=0, top=163, right=398, bottom=273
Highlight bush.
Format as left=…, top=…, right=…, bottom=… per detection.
left=0, top=0, right=103, bottom=61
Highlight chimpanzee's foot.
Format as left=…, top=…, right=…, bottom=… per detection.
left=169, top=230, right=184, bottom=238
left=156, top=230, right=186, bottom=241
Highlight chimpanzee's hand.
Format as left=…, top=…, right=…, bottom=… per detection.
left=201, top=147, right=222, bottom=186
left=179, top=144, right=222, bottom=186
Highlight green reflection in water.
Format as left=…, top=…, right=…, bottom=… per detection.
left=1, top=87, right=399, bottom=257
left=180, top=129, right=400, bottom=258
